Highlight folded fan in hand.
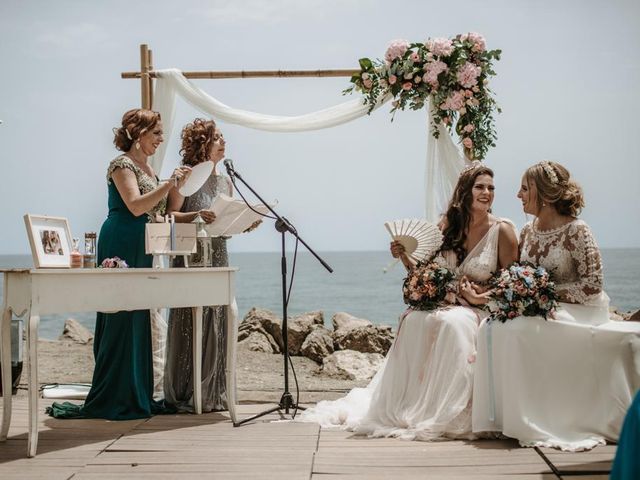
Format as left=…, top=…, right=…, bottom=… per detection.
left=384, top=218, right=443, bottom=264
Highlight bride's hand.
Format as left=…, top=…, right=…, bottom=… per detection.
left=459, top=278, right=491, bottom=306
left=390, top=241, right=406, bottom=258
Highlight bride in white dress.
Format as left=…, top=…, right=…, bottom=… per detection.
left=301, top=162, right=518, bottom=440
left=472, top=161, right=640, bottom=451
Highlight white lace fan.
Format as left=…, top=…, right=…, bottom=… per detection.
left=383, top=218, right=443, bottom=272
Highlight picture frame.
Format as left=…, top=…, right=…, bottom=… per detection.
left=23, top=214, right=73, bottom=268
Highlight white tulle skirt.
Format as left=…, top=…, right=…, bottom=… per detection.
left=472, top=303, right=640, bottom=451
left=300, top=306, right=485, bottom=440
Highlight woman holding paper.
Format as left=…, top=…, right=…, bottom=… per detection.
left=164, top=118, right=234, bottom=412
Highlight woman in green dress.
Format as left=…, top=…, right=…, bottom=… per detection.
left=47, top=108, right=191, bottom=420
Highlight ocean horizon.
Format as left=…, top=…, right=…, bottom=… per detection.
left=1, top=249, right=638, bottom=340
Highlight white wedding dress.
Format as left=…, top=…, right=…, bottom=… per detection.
left=473, top=219, right=640, bottom=451
left=301, top=220, right=512, bottom=440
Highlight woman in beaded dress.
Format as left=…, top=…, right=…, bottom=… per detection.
left=47, top=109, right=190, bottom=419
left=163, top=118, right=233, bottom=412
left=472, top=161, right=640, bottom=450
left=301, top=163, right=519, bottom=440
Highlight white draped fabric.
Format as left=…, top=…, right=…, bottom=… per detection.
left=150, top=68, right=467, bottom=223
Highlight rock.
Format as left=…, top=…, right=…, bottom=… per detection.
left=609, top=306, right=626, bottom=322
left=60, top=318, right=93, bottom=344
left=237, top=331, right=278, bottom=353
left=300, top=325, right=334, bottom=363
left=237, top=308, right=283, bottom=353
left=321, top=350, right=384, bottom=381
left=333, top=324, right=394, bottom=355
left=331, top=312, right=372, bottom=332
left=628, top=309, right=640, bottom=321
left=287, top=311, right=324, bottom=355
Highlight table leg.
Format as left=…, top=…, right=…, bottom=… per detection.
left=0, top=306, right=12, bottom=441
left=226, top=298, right=238, bottom=425
left=26, top=308, right=39, bottom=458
left=192, top=306, right=203, bottom=415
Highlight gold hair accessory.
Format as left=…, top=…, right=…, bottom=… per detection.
left=125, top=128, right=133, bottom=140
left=540, top=161, right=559, bottom=185
left=459, top=160, right=483, bottom=176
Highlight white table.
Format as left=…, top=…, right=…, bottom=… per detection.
left=0, top=267, right=238, bottom=457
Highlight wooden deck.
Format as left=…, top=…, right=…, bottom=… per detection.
left=0, top=394, right=614, bottom=479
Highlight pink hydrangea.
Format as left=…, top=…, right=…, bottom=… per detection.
left=427, top=37, right=454, bottom=57
left=467, top=32, right=486, bottom=52
left=423, top=60, right=448, bottom=86
left=457, top=61, right=482, bottom=88
left=385, top=39, right=409, bottom=63
left=440, top=90, right=466, bottom=111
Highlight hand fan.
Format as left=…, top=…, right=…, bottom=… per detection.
left=383, top=218, right=443, bottom=272
left=178, top=161, right=214, bottom=196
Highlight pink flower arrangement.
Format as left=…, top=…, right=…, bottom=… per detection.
left=403, top=261, right=456, bottom=311
left=385, top=39, right=409, bottom=63
left=347, top=32, right=502, bottom=160
left=100, top=256, right=129, bottom=268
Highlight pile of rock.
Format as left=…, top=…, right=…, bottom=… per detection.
left=237, top=308, right=394, bottom=381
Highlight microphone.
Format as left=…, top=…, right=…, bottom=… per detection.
left=223, top=158, right=235, bottom=174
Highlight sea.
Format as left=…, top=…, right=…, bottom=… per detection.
left=1, top=250, right=639, bottom=340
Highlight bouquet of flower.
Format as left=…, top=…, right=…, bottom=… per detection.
left=100, top=257, right=129, bottom=268
left=402, top=261, right=456, bottom=311
left=345, top=32, right=501, bottom=160
left=485, top=262, right=558, bottom=322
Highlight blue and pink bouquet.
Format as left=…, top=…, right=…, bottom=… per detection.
left=486, top=262, right=557, bottom=322
left=403, top=261, right=456, bottom=311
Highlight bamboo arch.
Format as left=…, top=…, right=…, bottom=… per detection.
left=121, top=44, right=359, bottom=109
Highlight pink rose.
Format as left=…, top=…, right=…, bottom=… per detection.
left=463, top=137, right=473, bottom=149
left=388, top=74, right=397, bottom=85
left=363, top=78, right=373, bottom=89
left=463, top=124, right=475, bottom=133
left=409, top=51, right=420, bottom=63
left=464, top=90, right=473, bottom=98
left=456, top=61, right=482, bottom=88
left=385, top=39, right=409, bottom=63
left=402, top=82, right=413, bottom=91
left=467, top=32, right=486, bottom=52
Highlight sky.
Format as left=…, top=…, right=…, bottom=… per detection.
left=1, top=0, right=639, bottom=254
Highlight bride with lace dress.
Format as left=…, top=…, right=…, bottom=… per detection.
left=301, top=162, right=518, bottom=439
left=472, top=161, right=640, bottom=451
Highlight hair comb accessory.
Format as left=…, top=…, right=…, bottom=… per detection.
left=459, top=160, right=483, bottom=176
left=125, top=128, right=133, bottom=140
left=540, top=161, right=559, bottom=185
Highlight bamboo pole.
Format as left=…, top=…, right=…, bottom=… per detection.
left=148, top=48, right=154, bottom=108
left=122, top=68, right=359, bottom=80
left=140, top=44, right=151, bottom=109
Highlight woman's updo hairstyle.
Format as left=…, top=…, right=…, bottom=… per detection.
left=113, top=109, right=161, bottom=152
left=180, top=118, right=217, bottom=167
left=524, top=161, right=585, bottom=217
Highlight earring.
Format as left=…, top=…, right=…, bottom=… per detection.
left=135, top=141, right=141, bottom=150
left=542, top=202, right=547, bottom=207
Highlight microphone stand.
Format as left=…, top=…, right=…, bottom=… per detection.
left=225, top=161, right=333, bottom=426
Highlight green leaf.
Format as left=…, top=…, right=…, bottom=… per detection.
left=359, top=58, right=373, bottom=70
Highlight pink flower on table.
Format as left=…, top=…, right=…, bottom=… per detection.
left=388, top=74, right=397, bottom=85
left=457, top=61, right=482, bottom=88
left=467, top=32, right=486, bottom=52
left=463, top=137, right=473, bottom=149
left=463, top=124, right=475, bottom=133
left=423, top=59, right=448, bottom=86
left=402, top=82, right=413, bottom=91
left=385, top=39, right=409, bottom=62
left=427, top=37, right=454, bottom=57
left=440, top=90, right=466, bottom=111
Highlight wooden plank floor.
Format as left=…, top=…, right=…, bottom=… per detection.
left=0, top=395, right=614, bottom=479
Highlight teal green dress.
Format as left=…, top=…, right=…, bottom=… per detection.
left=47, top=156, right=173, bottom=420
left=610, top=389, right=640, bottom=480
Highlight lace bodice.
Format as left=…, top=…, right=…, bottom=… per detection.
left=435, top=218, right=514, bottom=283
left=106, top=155, right=166, bottom=221
left=520, top=219, right=603, bottom=305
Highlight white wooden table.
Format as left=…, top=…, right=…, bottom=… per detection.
left=0, top=267, right=238, bottom=457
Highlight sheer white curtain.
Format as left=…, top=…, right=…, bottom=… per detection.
left=150, top=68, right=467, bottom=223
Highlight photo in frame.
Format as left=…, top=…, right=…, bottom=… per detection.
left=23, top=214, right=73, bottom=268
